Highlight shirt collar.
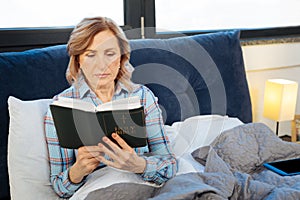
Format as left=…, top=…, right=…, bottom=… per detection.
left=74, top=74, right=131, bottom=99
left=115, top=81, right=130, bottom=95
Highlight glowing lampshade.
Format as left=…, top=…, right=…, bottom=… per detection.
left=263, top=79, right=298, bottom=135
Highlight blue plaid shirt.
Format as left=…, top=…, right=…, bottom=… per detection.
left=44, top=76, right=177, bottom=198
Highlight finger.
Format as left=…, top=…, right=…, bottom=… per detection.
left=112, top=133, right=133, bottom=152
left=98, top=142, right=120, bottom=162
left=98, top=155, right=117, bottom=168
left=88, top=156, right=102, bottom=164
left=80, top=145, right=102, bottom=152
left=102, top=136, right=123, bottom=155
left=88, top=151, right=104, bottom=159
left=75, top=156, right=100, bottom=173
left=77, top=151, right=101, bottom=160
left=90, top=151, right=104, bottom=162
left=78, top=146, right=102, bottom=159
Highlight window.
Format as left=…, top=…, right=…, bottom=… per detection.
left=0, top=0, right=125, bottom=52
left=0, top=0, right=123, bottom=28
left=155, top=0, right=300, bottom=33
left=1, top=0, right=299, bottom=52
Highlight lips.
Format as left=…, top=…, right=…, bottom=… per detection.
left=95, top=73, right=110, bottom=78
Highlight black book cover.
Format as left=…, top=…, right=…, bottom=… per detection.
left=50, top=105, right=147, bottom=149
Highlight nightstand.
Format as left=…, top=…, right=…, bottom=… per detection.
left=291, top=115, right=300, bottom=143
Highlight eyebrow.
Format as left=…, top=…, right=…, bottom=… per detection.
left=85, top=49, right=96, bottom=53
left=85, top=47, right=118, bottom=52
left=104, top=48, right=117, bottom=51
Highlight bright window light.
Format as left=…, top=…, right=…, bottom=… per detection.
left=156, top=0, right=300, bottom=32
left=0, top=0, right=123, bottom=28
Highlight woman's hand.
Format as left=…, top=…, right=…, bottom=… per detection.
left=98, top=133, right=146, bottom=173
left=69, top=146, right=103, bottom=184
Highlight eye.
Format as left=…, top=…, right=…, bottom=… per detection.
left=84, top=50, right=96, bottom=58
left=106, top=51, right=116, bottom=57
left=86, top=52, right=95, bottom=58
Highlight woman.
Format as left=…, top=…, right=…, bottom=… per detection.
left=44, top=16, right=177, bottom=198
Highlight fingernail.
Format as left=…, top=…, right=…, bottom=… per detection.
left=112, top=133, right=117, bottom=138
left=103, top=137, right=108, bottom=142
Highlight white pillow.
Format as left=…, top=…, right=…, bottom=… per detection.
left=165, top=115, right=243, bottom=157
left=7, top=96, right=61, bottom=200
left=165, top=115, right=243, bottom=175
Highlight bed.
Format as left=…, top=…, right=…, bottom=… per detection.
left=3, top=30, right=299, bottom=199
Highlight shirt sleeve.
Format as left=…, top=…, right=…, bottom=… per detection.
left=139, top=86, right=177, bottom=184
left=44, top=107, right=84, bottom=198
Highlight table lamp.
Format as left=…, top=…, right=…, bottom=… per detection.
left=263, top=79, right=298, bottom=135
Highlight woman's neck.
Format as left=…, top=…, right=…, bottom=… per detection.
left=94, top=84, right=115, bottom=103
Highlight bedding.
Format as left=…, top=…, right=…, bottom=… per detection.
left=7, top=95, right=243, bottom=199
left=70, top=115, right=243, bottom=200
left=1, top=30, right=252, bottom=199
left=10, top=96, right=300, bottom=199
left=76, top=123, right=300, bottom=200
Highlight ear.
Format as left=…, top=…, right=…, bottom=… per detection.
left=75, top=55, right=81, bottom=68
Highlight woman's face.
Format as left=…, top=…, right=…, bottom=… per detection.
left=79, top=30, right=121, bottom=90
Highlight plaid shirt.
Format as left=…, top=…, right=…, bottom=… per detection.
left=44, top=76, right=177, bottom=198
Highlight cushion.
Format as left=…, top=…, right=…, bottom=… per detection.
left=164, top=115, right=243, bottom=175
left=129, top=30, right=252, bottom=125
left=165, top=115, right=243, bottom=157
left=7, top=96, right=60, bottom=200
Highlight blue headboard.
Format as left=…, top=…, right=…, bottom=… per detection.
left=0, top=30, right=251, bottom=199
left=130, top=30, right=252, bottom=124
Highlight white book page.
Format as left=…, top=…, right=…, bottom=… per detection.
left=51, top=97, right=96, bottom=112
left=97, top=96, right=141, bottom=111
left=51, top=96, right=141, bottom=112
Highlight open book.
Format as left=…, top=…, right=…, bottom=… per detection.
left=50, top=96, right=147, bottom=149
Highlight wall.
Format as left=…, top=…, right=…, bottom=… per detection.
left=242, top=41, right=300, bottom=137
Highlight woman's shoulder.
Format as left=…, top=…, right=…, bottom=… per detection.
left=131, top=84, right=158, bottom=102
left=45, top=86, right=77, bottom=117
left=52, top=85, right=78, bottom=100
left=132, top=84, right=154, bottom=95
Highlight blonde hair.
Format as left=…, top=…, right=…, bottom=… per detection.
left=66, top=16, right=134, bottom=90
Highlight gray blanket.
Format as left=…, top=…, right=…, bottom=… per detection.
left=85, top=123, right=300, bottom=200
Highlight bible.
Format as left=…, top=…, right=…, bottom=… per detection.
left=50, top=96, right=147, bottom=149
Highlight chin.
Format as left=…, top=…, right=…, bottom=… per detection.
left=96, top=80, right=114, bottom=88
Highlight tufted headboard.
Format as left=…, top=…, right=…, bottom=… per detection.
left=0, top=30, right=251, bottom=199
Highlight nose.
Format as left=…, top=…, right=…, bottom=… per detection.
left=95, top=55, right=109, bottom=71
